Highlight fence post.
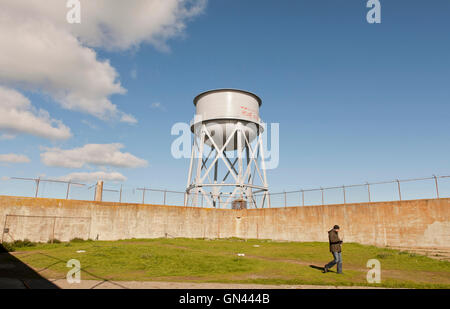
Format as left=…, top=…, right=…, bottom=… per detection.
left=343, top=185, right=346, bottom=204
left=284, top=191, right=287, bottom=208
left=94, top=180, right=103, bottom=202
left=51, top=217, right=56, bottom=244
left=397, top=179, right=402, bottom=201
left=164, top=190, right=167, bottom=205
left=66, top=181, right=71, bottom=200
left=366, top=182, right=371, bottom=202
left=119, top=185, right=123, bottom=203
left=321, top=187, right=324, bottom=206
left=434, top=175, right=440, bottom=199
left=300, top=190, right=304, bottom=206
left=142, top=189, right=145, bottom=204
left=35, top=177, right=40, bottom=198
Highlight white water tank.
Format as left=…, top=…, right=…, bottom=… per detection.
left=191, top=89, right=263, bottom=150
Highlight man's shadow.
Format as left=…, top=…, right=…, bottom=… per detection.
left=309, top=265, right=336, bottom=273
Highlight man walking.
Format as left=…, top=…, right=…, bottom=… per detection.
left=323, top=225, right=343, bottom=274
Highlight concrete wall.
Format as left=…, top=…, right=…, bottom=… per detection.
left=0, top=195, right=449, bottom=248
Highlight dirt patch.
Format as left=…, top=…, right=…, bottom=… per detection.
left=51, top=279, right=389, bottom=289
left=245, top=254, right=450, bottom=285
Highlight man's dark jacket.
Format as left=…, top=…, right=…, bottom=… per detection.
left=328, top=229, right=343, bottom=253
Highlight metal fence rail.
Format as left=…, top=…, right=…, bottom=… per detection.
left=1, top=174, right=449, bottom=209
left=261, top=175, right=449, bottom=208
left=10, top=177, right=85, bottom=199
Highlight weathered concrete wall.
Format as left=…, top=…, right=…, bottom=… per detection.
left=243, top=199, right=450, bottom=248
left=0, top=195, right=448, bottom=248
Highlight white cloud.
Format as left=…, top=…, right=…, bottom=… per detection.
left=0, top=12, right=127, bottom=121
left=120, top=113, right=138, bottom=124
left=0, top=0, right=206, bottom=121
left=58, top=171, right=127, bottom=183
left=63, top=0, right=208, bottom=51
left=41, top=143, right=148, bottom=169
left=0, top=153, right=31, bottom=164
left=81, top=119, right=98, bottom=130
left=0, top=86, right=72, bottom=140
left=151, top=102, right=167, bottom=112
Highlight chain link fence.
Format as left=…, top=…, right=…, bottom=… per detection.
left=1, top=175, right=449, bottom=208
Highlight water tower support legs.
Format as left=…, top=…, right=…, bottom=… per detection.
left=194, top=129, right=206, bottom=206
left=185, top=137, right=196, bottom=206
left=258, top=132, right=271, bottom=208
left=185, top=123, right=270, bottom=209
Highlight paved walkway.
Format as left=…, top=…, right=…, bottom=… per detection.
left=0, top=277, right=385, bottom=289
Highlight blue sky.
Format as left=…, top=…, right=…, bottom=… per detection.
left=1, top=0, right=449, bottom=202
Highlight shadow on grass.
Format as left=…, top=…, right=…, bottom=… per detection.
left=34, top=252, right=129, bottom=289
left=309, top=264, right=337, bottom=273
left=0, top=244, right=59, bottom=289
left=0, top=244, right=129, bottom=289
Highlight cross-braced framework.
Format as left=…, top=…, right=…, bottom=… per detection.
left=185, top=122, right=270, bottom=209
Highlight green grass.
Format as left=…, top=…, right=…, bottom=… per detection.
left=5, top=238, right=450, bottom=288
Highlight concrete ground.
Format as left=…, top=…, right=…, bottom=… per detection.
left=0, top=277, right=386, bottom=289
left=387, top=246, right=450, bottom=262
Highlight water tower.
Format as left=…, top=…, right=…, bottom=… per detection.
left=185, top=89, right=270, bottom=209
